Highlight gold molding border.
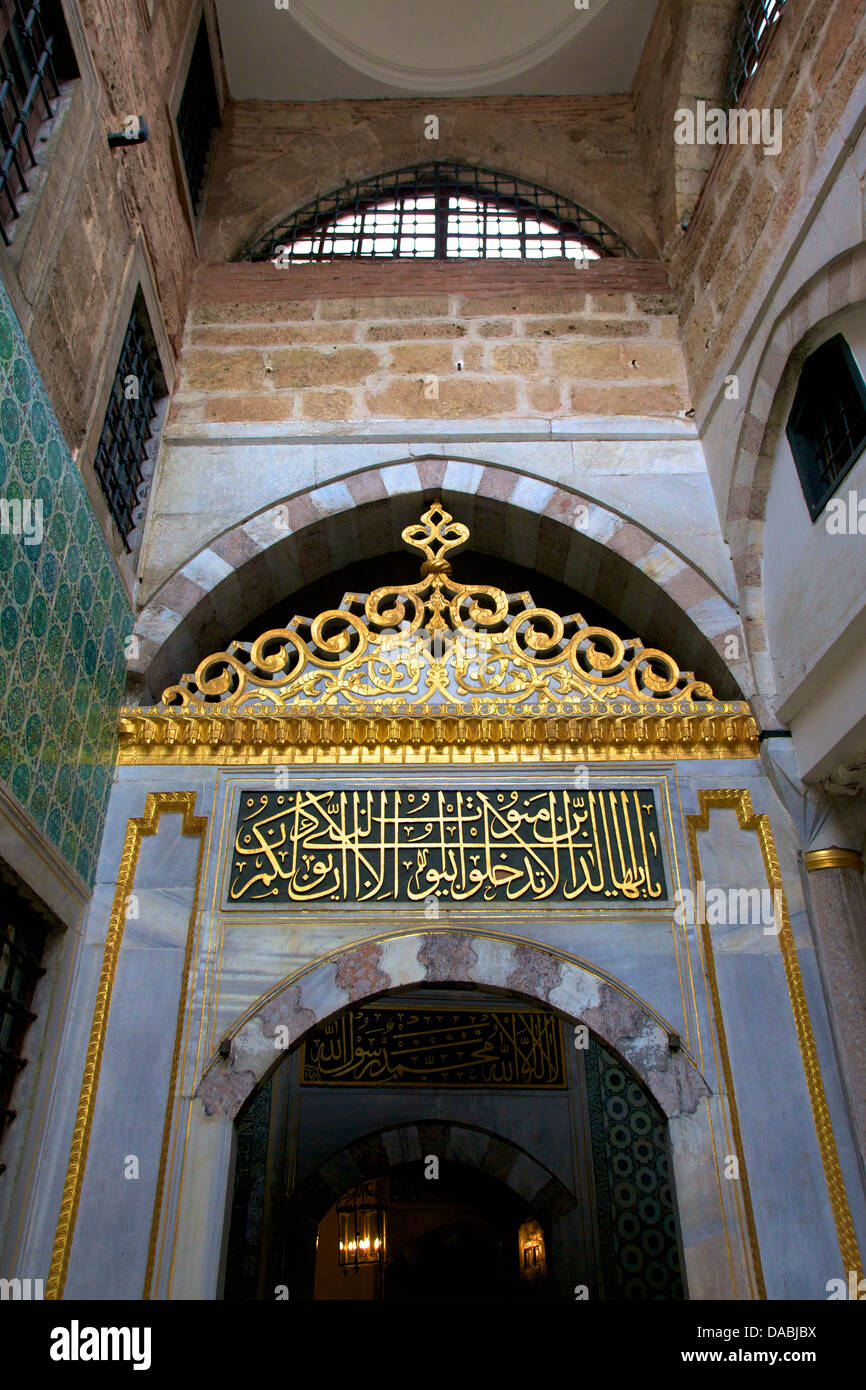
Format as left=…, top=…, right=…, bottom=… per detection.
left=685, top=800, right=766, bottom=1300
left=117, top=709, right=759, bottom=765
left=143, top=800, right=208, bottom=1299
left=687, top=789, right=863, bottom=1285
left=45, top=792, right=207, bottom=1301
left=804, top=847, right=864, bottom=873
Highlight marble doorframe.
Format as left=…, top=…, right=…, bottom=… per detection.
left=165, top=929, right=745, bottom=1299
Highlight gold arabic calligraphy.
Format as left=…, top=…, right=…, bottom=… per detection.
left=302, top=1007, right=565, bottom=1087
left=229, top=788, right=666, bottom=903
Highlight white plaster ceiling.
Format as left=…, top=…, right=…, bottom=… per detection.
left=214, top=0, right=659, bottom=99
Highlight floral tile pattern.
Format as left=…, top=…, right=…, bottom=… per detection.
left=0, top=280, right=132, bottom=886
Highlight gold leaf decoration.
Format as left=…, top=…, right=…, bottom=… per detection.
left=159, top=501, right=736, bottom=716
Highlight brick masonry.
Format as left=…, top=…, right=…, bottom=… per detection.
left=7, top=0, right=860, bottom=730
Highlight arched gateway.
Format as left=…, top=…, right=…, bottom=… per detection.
left=46, top=502, right=861, bottom=1301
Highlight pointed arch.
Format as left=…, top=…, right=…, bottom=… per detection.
left=724, top=243, right=866, bottom=723
left=129, top=460, right=751, bottom=705
left=196, top=930, right=710, bottom=1123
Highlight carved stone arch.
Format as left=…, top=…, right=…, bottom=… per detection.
left=129, top=459, right=750, bottom=705
left=196, top=931, right=711, bottom=1123
left=287, top=1120, right=578, bottom=1229
left=262, top=1116, right=583, bottom=1301
left=724, top=243, right=866, bottom=721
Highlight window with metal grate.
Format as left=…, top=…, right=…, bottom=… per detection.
left=246, top=163, right=637, bottom=264
left=0, top=0, right=79, bottom=244
left=786, top=335, right=866, bottom=521
left=0, top=904, right=47, bottom=1173
left=176, top=15, right=219, bottom=217
left=92, top=287, right=166, bottom=552
left=724, top=0, right=790, bottom=108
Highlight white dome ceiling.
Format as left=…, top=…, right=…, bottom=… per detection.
left=290, top=0, right=605, bottom=91
left=216, top=0, right=659, bottom=100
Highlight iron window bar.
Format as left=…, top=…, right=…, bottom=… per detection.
left=244, top=163, right=638, bottom=264
left=93, top=288, right=166, bottom=551
left=786, top=334, right=866, bottom=521
left=0, top=0, right=78, bottom=243
left=724, top=0, right=789, bottom=108
left=0, top=913, right=47, bottom=1170
left=176, top=16, right=220, bottom=216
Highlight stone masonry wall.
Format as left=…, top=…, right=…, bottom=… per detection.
left=670, top=0, right=866, bottom=412
left=633, top=0, right=739, bottom=253
left=172, top=261, right=689, bottom=425
left=14, top=0, right=200, bottom=451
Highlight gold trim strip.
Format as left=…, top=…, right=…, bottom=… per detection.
left=45, top=793, right=207, bottom=1301
left=117, top=711, right=760, bottom=765
left=685, top=804, right=766, bottom=1299
left=804, top=847, right=864, bottom=873
left=688, top=790, right=863, bottom=1284
left=143, top=804, right=208, bottom=1299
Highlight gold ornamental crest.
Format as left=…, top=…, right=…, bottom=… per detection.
left=158, top=501, right=740, bottom=717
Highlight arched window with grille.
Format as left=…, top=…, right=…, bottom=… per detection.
left=724, top=0, right=790, bottom=107
left=244, top=163, right=637, bottom=265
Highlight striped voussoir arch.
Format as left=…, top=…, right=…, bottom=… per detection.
left=129, top=458, right=751, bottom=705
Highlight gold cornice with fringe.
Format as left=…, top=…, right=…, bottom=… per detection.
left=117, top=706, right=759, bottom=764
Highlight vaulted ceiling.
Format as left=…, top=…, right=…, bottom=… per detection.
left=214, top=0, right=660, bottom=100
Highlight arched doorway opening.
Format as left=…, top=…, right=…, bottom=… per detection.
left=222, top=986, right=686, bottom=1301
left=316, top=1165, right=533, bottom=1302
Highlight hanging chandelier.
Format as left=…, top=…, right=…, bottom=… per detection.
left=337, top=1181, right=386, bottom=1269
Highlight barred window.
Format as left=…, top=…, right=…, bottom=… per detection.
left=246, top=164, right=637, bottom=264
left=93, top=287, right=166, bottom=552
left=0, top=893, right=48, bottom=1173
left=176, top=15, right=219, bottom=216
left=786, top=335, right=866, bottom=521
left=724, top=0, right=790, bottom=107
left=0, top=0, right=79, bottom=244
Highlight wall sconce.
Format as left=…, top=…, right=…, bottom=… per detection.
left=108, top=117, right=149, bottom=148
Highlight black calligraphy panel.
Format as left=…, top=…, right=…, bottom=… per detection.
left=301, top=1007, right=565, bottom=1087
left=228, top=788, right=666, bottom=905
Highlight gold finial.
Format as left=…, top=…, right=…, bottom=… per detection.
left=401, top=500, right=469, bottom=578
